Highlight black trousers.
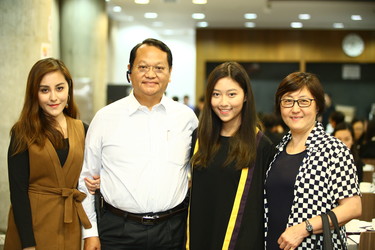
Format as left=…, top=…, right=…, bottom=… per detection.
left=98, top=207, right=187, bottom=250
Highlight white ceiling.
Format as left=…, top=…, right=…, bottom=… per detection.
left=106, top=0, right=375, bottom=34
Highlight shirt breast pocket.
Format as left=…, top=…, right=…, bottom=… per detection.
left=167, top=131, right=191, bottom=166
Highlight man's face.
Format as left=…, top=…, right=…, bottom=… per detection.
left=129, top=45, right=171, bottom=106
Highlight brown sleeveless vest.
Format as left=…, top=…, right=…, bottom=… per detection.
left=5, top=116, right=91, bottom=250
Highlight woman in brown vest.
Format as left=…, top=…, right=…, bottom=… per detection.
left=4, top=58, right=91, bottom=250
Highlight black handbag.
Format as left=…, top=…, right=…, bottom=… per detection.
left=318, top=211, right=347, bottom=250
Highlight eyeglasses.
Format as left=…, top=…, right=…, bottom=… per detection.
left=280, top=98, right=315, bottom=108
left=136, top=65, right=167, bottom=74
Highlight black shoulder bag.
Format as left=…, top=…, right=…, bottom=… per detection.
left=318, top=211, right=347, bottom=250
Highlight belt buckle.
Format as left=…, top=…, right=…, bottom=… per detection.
left=141, top=214, right=159, bottom=225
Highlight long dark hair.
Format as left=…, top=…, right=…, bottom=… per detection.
left=10, top=58, right=79, bottom=155
left=191, top=62, right=258, bottom=170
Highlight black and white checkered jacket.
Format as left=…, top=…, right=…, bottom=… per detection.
left=264, top=122, right=360, bottom=249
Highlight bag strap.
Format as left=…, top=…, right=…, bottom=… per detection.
left=321, top=213, right=333, bottom=250
left=327, top=211, right=347, bottom=250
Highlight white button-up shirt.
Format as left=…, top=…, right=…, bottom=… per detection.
left=79, top=92, right=198, bottom=238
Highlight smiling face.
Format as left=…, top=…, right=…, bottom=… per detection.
left=211, top=77, right=245, bottom=134
left=129, top=45, right=171, bottom=107
left=280, top=86, right=317, bottom=136
left=38, top=71, right=69, bottom=121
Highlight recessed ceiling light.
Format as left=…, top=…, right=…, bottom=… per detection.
left=333, top=23, right=344, bottom=29
left=244, top=13, right=257, bottom=20
left=123, top=15, right=135, bottom=22
left=135, top=0, right=149, bottom=4
left=299, top=14, right=311, bottom=20
left=163, top=29, right=175, bottom=36
left=152, top=21, right=163, bottom=27
left=291, top=22, right=303, bottom=28
left=244, top=22, right=256, bottom=28
left=192, top=13, right=205, bottom=19
left=351, top=15, right=362, bottom=21
left=113, top=6, right=122, bottom=12
left=144, top=12, right=158, bottom=19
left=197, top=21, right=208, bottom=28
left=192, top=0, right=207, bottom=4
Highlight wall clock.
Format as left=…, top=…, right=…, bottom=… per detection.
left=342, top=33, right=365, bottom=57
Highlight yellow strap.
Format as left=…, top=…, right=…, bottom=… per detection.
left=222, top=167, right=249, bottom=250
left=186, top=139, right=198, bottom=250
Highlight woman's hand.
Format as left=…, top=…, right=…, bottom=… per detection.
left=84, top=236, right=101, bottom=250
left=84, top=175, right=100, bottom=195
left=277, top=222, right=307, bottom=250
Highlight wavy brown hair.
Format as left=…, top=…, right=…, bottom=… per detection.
left=191, top=62, right=258, bottom=170
left=10, top=58, right=79, bottom=155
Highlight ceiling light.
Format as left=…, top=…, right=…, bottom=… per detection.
left=152, top=21, right=163, bottom=27
left=244, top=13, right=257, bottom=20
left=123, top=15, right=134, bottom=22
left=144, top=12, right=158, bottom=19
left=333, top=23, right=344, bottom=29
left=291, top=22, right=303, bottom=28
left=244, top=22, right=256, bottom=28
left=196, top=22, right=208, bottom=28
left=192, top=13, right=205, bottom=19
left=351, top=15, right=362, bottom=21
left=163, top=29, right=175, bottom=36
left=299, top=14, right=311, bottom=20
left=113, top=6, right=122, bottom=12
left=135, top=0, right=149, bottom=4
left=192, top=0, right=207, bottom=4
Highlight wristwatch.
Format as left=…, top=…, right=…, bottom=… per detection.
left=305, top=220, right=313, bottom=235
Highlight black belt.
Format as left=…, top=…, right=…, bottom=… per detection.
left=104, top=199, right=188, bottom=225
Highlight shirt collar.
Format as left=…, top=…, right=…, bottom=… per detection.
left=127, top=91, right=169, bottom=115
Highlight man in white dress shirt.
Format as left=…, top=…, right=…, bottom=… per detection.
left=79, top=38, right=198, bottom=250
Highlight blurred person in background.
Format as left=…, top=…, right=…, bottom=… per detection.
left=326, top=110, right=345, bottom=134
left=360, top=119, right=375, bottom=159
left=351, top=118, right=367, bottom=152
left=333, top=122, right=364, bottom=182
left=193, top=95, right=205, bottom=119
left=183, top=94, right=194, bottom=110
left=320, top=92, right=335, bottom=130
left=260, top=113, right=285, bottom=146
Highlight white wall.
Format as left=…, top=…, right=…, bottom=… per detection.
left=108, top=21, right=196, bottom=105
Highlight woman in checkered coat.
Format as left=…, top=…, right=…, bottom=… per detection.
left=264, top=72, right=361, bottom=250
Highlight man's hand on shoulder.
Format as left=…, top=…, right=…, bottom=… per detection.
left=84, top=236, right=101, bottom=250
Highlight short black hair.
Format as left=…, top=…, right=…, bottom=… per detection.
left=129, top=38, right=173, bottom=70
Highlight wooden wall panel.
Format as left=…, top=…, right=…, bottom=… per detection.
left=196, top=29, right=375, bottom=100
